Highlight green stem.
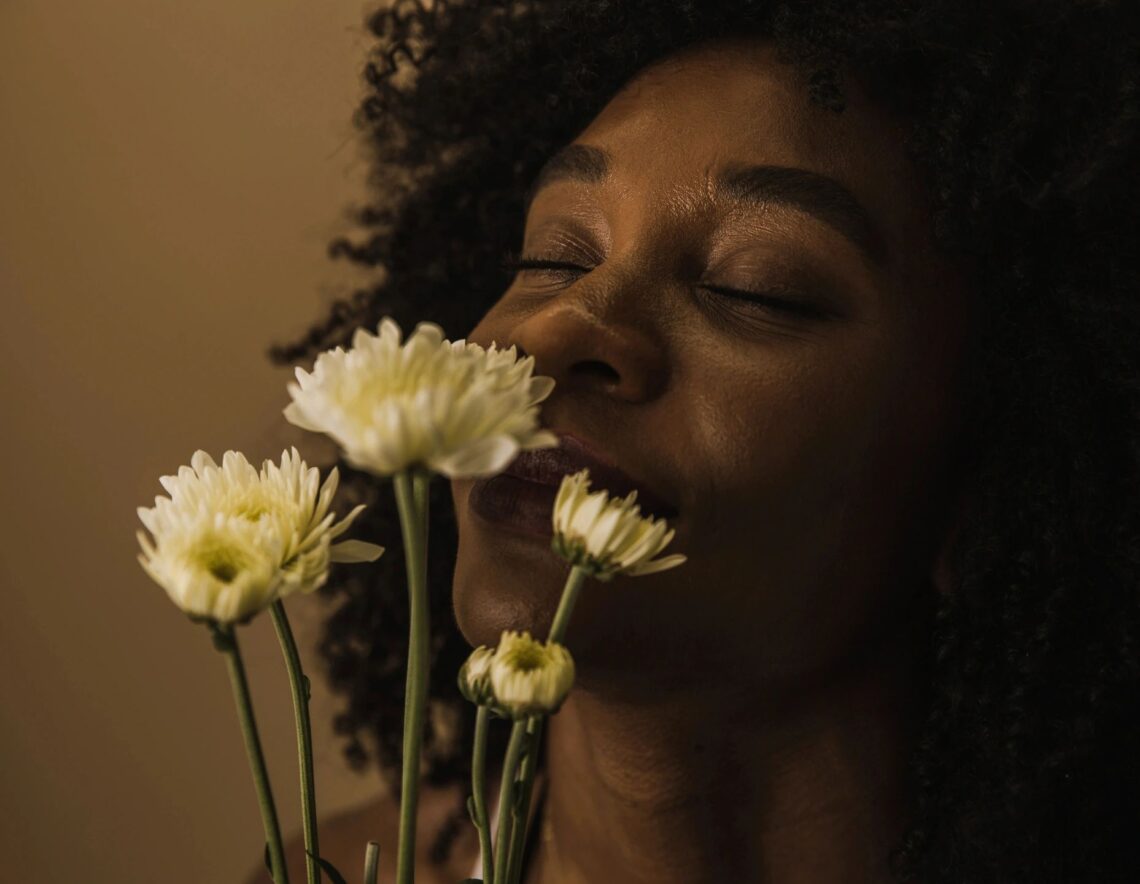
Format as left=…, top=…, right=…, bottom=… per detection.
left=471, top=705, right=495, bottom=884
left=213, top=624, right=290, bottom=884
left=547, top=566, right=588, bottom=644
left=504, top=715, right=543, bottom=884
left=413, top=469, right=430, bottom=540
left=394, top=469, right=431, bottom=884
left=503, top=565, right=589, bottom=882
left=269, top=601, right=321, bottom=884
left=363, top=841, right=380, bottom=884
left=492, top=721, right=529, bottom=884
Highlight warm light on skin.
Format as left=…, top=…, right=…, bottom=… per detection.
left=450, top=36, right=974, bottom=884
left=451, top=38, right=972, bottom=689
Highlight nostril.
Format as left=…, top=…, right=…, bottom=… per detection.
left=574, top=359, right=621, bottom=385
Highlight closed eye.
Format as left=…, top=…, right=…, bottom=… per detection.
left=502, top=253, right=829, bottom=319
left=697, top=283, right=828, bottom=319
left=502, top=256, right=589, bottom=275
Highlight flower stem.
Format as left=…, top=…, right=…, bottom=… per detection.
left=492, top=720, right=529, bottom=884
left=212, top=624, right=290, bottom=884
left=504, top=715, right=543, bottom=884
left=413, top=468, right=430, bottom=539
left=471, top=705, right=495, bottom=884
left=269, top=600, right=321, bottom=884
left=547, top=565, right=588, bottom=644
left=502, top=565, right=588, bottom=882
left=363, top=841, right=380, bottom=884
left=394, top=469, right=431, bottom=884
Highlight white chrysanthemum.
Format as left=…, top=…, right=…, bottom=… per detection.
left=137, top=448, right=383, bottom=622
left=283, top=317, right=558, bottom=478
left=457, top=645, right=495, bottom=705
left=488, top=631, right=575, bottom=719
left=137, top=509, right=284, bottom=623
left=551, top=468, right=687, bottom=580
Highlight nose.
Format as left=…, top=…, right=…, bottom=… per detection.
left=509, top=284, right=669, bottom=403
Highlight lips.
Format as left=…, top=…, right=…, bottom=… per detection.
left=503, top=432, right=679, bottom=521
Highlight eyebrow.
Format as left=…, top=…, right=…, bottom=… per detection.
left=524, top=143, right=889, bottom=266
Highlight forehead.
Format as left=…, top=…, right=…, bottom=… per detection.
left=561, top=40, right=931, bottom=264
left=582, top=40, right=904, bottom=185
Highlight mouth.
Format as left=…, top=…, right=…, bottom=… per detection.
left=467, top=431, right=679, bottom=539
left=508, top=432, right=679, bottom=519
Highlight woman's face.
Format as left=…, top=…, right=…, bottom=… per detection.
left=450, top=39, right=973, bottom=695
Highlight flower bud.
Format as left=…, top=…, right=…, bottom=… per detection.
left=488, top=631, right=575, bottom=719
left=457, top=645, right=495, bottom=705
left=551, top=469, right=686, bottom=580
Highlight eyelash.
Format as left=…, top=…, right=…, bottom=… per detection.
left=500, top=252, right=824, bottom=319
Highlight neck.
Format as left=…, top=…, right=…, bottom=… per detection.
left=526, top=634, right=926, bottom=884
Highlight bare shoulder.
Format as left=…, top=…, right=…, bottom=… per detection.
left=242, top=781, right=480, bottom=884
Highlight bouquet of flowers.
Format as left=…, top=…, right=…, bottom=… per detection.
left=135, top=318, right=685, bottom=884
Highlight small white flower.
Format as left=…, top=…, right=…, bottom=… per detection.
left=551, top=469, right=686, bottom=580
left=488, top=631, right=575, bottom=719
left=137, top=448, right=383, bottom=622
left=253, top=447, right=384, bottom=594
left=137, top=509, right=284, bottom=623
left=283, top=317, right=558, bottom=478
left=457, top=645, right=495, bottom=705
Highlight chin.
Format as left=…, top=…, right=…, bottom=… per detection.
left=449, top=475, right=568, bottom=644
left=447, top=478, right=683, bottom=681
left=451, top=517, right=569, bottom=648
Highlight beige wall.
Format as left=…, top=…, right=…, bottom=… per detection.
left=0, top=3, right=390, bottom=881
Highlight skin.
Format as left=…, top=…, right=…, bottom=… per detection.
left=446, top=36, right=975, bottom=884
left=251, top=34, right=975, bottom=884
left=247, top=32, right=980, bottom=884
left=444, top=36, right=980, bottom=884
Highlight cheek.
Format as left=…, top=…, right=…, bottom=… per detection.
left=677, top=327, right=942, bottom=668
left=686, top=339, right=893, bottom=530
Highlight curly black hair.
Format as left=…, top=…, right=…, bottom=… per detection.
left=267, top=1, right=1140, bottom=880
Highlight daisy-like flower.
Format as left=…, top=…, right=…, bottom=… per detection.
left=551, top=468, right=687, bottom=580
left=457, top=645, right=495, bottom=706
left=283, top=317, right=558, bottom=478
left=488, top=631, right=575, bottom=719
left=137, top=509, right=285, bottom=624
left=137, top=448, right=383, bottom=622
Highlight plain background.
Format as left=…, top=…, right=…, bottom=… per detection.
left=1, top=2, right=400, bottom=881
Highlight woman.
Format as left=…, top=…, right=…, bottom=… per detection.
left=255, top=2, right=1139, bottom=882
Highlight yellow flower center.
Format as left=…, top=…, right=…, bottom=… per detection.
left=504, top=642, right=547, bottom=672
left=233, top=495, right=270, bottom=521
left=196, top=540, right=248, bottom=584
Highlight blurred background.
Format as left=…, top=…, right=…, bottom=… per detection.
left=0, top=2, right=392, bottom=881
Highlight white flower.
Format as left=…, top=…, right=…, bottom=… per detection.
left=551, top=469, right=686, bottom=580
left=457, top=645, right=495, bottom=705
left=488, top=631, right=575, bottom=719
left=137, top=509, right=285, bottom=623
left=251, top=447, right=384, bottom=593
left=283, top=317, right=558, bottom=478
left=137, top=448, right=383, bottom=622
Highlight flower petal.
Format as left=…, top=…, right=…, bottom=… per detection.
left=430, top=435, right=519, bottom=478
left=329, top=539, right=385, bottom=563
left=281, top=316, right=557, bottom=481
left=283, top=400, right=324, bottom=433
